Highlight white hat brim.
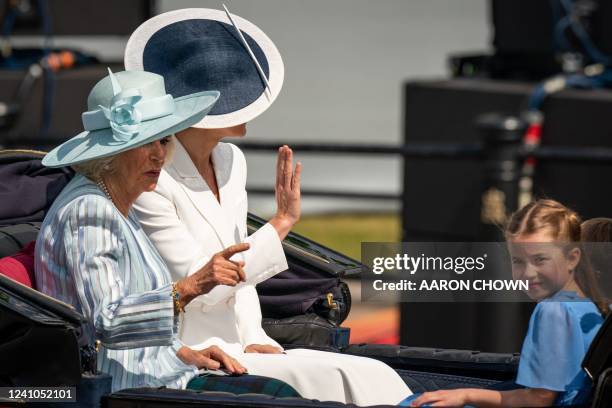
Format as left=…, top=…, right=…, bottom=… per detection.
left=124, top=8, right=284, bottom=129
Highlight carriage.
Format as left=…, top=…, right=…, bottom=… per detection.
left=0, top=150, right=610, bottom=407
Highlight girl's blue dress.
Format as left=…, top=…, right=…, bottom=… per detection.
left=517, top=290, right=604, bottom=406
left=399, top=290, right=604, bottom=407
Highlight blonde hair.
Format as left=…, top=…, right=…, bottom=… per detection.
left=505, top=199, right=581, bottom=242
left=72, top=155, right=117, bottom=180
left=71, top=136, right=175, bottom=180
left=506, top=199, right=608, bottom=315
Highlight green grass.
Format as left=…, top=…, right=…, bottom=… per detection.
left=291, top=213, right=401, bottom=260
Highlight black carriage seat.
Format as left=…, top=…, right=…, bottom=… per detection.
left=583, top=309, right=612, bottom=408
left=342, top=313, right=612, bottom=407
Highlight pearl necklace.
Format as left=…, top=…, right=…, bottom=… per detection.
left=96, top=179, right=113, bottom=204
left=96, top=178, right=131, bottom=218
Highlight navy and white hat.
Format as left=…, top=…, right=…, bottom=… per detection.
left=124, top=7, right=284, bottom=129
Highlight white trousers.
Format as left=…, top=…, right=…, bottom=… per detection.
left=235, top=348, right=412, bottom=406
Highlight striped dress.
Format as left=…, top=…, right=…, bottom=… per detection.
left=35, top=174, right=198, bottom=392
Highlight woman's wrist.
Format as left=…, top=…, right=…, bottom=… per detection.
left=171, top=282, right=183, bottom=314
left=464, top=388, right=503, bottom=407
left=174, top=278, right=195, bottom=309
left=464, top=389, right=476, bottom=405
left=269, top=214, right=295, bottom=240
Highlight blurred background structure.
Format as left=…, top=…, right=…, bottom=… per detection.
left=2, top=0, right=612, bottom=352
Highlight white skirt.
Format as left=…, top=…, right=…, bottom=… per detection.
left=234, top=348, right=412, bottom=406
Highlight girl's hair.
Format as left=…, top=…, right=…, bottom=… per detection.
left=505, top=199, right=608, bottom=316
left=581, top=218, right=612, bottom=306
left=582, top=217, right=612, bottom=242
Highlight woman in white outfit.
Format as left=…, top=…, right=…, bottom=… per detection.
left=126, top=7, right=412, bottom=406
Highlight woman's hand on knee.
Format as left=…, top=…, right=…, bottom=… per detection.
left=244, top=344, right=283, bottom=354
left=200, top=345, right=247, bottom=374
left=177, top=345, right=247, bottom=374
left=175, top=243, right=249, bottom=307
left=177, top=345, right=221, bottom=370
left=271, top=145, right=301, bottom=240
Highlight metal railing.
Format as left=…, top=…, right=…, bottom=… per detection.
left=237, top=140, right=612, bottom=201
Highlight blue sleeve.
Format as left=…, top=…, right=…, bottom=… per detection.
left=516, top=301, right=585, bottom=392
left=63, top=195, right=177, bottom=349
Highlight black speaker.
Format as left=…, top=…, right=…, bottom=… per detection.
left=492, top=0, right=612, bottom=62
left=402, top=78, right=612, bottom=242
left=0, top=63, right=123, bottom=148
left=0, top=0, right=153, bottom=36
left=473, top=0, right=612, bottom=80
left=492, top=0, right=556, bottom=56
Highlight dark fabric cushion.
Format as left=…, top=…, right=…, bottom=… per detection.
left=0, top=152, right=73, bottom=225
left=105, top=387, right=382, bottom=408
left=396, top=369, right=502, bottom=394
left=0, top=223, right=40, bottom=258
left=187, top=374, right=300, bottom=398
left=343, top=344, right=519, bottom=382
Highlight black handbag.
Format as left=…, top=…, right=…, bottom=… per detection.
left=251, top=214, right=362, bottom=349
left=257, top=258, right=352, bottom=326
left=262, top=314, right=351, bottom=351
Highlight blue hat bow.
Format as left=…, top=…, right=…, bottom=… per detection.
left=82, top=68, right=176, bottom=142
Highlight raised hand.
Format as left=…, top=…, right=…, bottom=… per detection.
left=175, top=243, right=250, bottom=308
left=270, top=145, right=301, bottom=240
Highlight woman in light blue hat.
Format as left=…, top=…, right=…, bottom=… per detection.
left=126, top=7, right=413, bottom=405
left=34, top=69, right=301, bottom=397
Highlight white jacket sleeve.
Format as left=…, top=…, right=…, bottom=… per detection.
left=228, top=143, right=289, bottom=286
left=231, top=144, right=288, bottom=347
left=134, top=172, right=288, bottom=307
left=187, top=222, right=288, bottom=306
left=234, top=285, right=284, bottom=349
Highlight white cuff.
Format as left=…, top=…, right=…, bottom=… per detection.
left=238, top=222, right=288, bottom=285
left=242, top=329, right=284, bottom=351
left=189, top=223, right=288, bottom=306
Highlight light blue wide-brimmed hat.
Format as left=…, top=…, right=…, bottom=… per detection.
left=42, top=69, right=220, bottom=168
